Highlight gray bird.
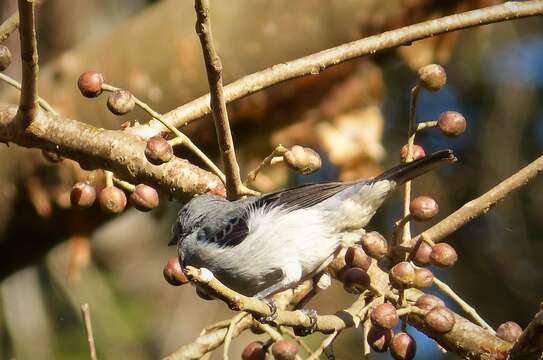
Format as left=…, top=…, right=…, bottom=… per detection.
left=170, top=150, right=455, bottom=299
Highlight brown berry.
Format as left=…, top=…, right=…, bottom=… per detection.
left=42, top=149, right=63, bottom=163
left=98, top=186, right=127, bottom=214
left=70, top=182, right=96, bottom=208
left=413, top=268, right=434, bottom=289
left=196, top=287, right=214, bottom=301
left=77, top=71, right=104, bottom=98
left=496, top=321, right=523, bottom=343
left=360, top=232, right=388, bottom=259
left=415, top=294, right=445, bottom=311
left=418, top=64, right=446, bottom=91
left=345, top=245, right=372, bottom=271
left=370, top=303, right=399, bottom=330
left=283, top=145, right=321, bottom=175
left=368, top=327, right=392, bottom=352
left=163, top=256, right=188, bottom=286
left=400, top=144, right=426, bottom=163
left=437, top=111, right=466, bottom=137
left=389, top=261, right=415, bottom=289
left=107, top=89, right=135, bottom=115
left=242, top=341, right=268, bottom=360
left=271, top=340, right=298, bottom=360
left=145, top=136, right=173, bottom=165
left=413, top=241, right=433, bottom=267
left=343, top=267, right=370, bottom=294
left=425, top=306, right=455, bottom=333
left=430, top=243, right=458, bottom=267
left=390, top=332, right=416, bottom=360
left=409, top=196, right=438, bottom=221
left=0, top=45, right=11, bottom=71
left=130, top=184, right=159, bottom=211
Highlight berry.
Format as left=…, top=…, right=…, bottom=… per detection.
left=107, top=89, right=135, bottom=115
left=413, top=268, right=434, bottom=289
left=496, top=321, right=523, bottom=343
left=0, top=45, right=11, bottom=71
left=163, top=256, right=188, bottom=286
left=400, top=144, right=426, bottom=163
left=77, top=71, right=104, bottom=98
left=283, top=145, right=321, bottom=175
left=430, top=243, right=458, bottom=267
left=389, top=261, right=415, bottom=289
left=130, top=184, right=159, bottom=211
left=425, top=306, right=455, bottom=333
left=415, top=294, right=446, bottom=311
left=271, top=340, right=298, bottom=360
left=70, top=182, right=96, bottom=208
left=437, top=111, right=466, bottom=137
left=418, top=64, right=446, bottom=91
left=370, top=303, right=399, bottom=330
left=242, top=341, right=268, bottom=360
left=390, top=332, right=416, bottom=360
left=145, top=136, right=173, bottom=165
left=409, top=196, right=438, bottom=221
left=360, top=232, right=388, bottom=259
left=367, top=327, right=392, bottom=352
left=413, top=241, right=432, bottom=267
left=98, top=186, right=127, bottom=214
left=343, top=267, right=370, bottom=294
left=345, top=245, right=372, bottom=271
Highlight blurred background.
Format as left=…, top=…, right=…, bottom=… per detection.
left=0, top=0, right=542, bottom=359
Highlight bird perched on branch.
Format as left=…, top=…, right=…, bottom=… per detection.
left=170, top=150, right=456, bottom=299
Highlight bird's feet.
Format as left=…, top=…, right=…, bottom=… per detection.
left=294, top=308, right=318, bottom=336
left=254, top=298, right=278, bottom=324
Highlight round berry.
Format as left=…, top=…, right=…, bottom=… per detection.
left=360, top=232, right=388, bottom=259
left=107, top=89, right=135, bottom=115
left=430, top=243, right=458, bottom=267
left=343, top=267, right=370, bottom=294
left=368, top=327, right=392, bottom=352
left=145, top=136, right=173, bottom=165
left=98, top=186, right=127, bottom=214
left=437, top=111, right=466, bottom=137
left=496, top=321, right=523, bottom=343
left=130, top=184, right=159, bottom=211
left=425, top=306, right=455, bottom=333
left=70, top=182, right=96, bottom=208
left=345, top=245, right=372, bottom=271
left=409, top=196, right=439, bottom=221
left=283, top=145, right=321, bottom=175
left=0, top=45, right=12, bottom=71
left=389, top=261, right=415, bottom=289
left=370, top=303, right=399, bottom=330
left=390, top=332, right=416, bottom=360
left=413, top=268, right=434, bottom=289
left=77, top=71, right=104, bottom=98
left=242, top=341, right=268, bottom=360
left=415, top=294, right=446, bottom=311
left=418, top=64, right=446, bottom=91
left=163, top=256, right=188, bottom=286
left=271, top=340, right=298, bottom=360
left=400, top=144, right=426, bottom=163
left=413, top=241, right=433, bottom=267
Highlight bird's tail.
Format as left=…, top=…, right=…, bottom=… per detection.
left=374, top=149, right=457, bottom=185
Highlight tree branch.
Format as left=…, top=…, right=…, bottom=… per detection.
left=17, top=0, right=38, bottom=124
left=0, top=104, right=224, bottom=200
left=509, top=305, right=543, bottom=360
left=194, top=0, right=247, bottom=200
left=151, top=1, right=543, bottom=131
left=0, top=11, right=19, bottom=43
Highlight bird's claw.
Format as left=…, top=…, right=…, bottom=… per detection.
left=294, top=308, right=318, bottom=336
left=254, top=298, right=278, bottom=324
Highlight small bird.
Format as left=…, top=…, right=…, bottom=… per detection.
left=171, top=150, right=456, bottom=299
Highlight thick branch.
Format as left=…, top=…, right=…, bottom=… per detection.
left=17, top=0, right=38, bottom=124
left=0, top=11, right=19, bottom=43
left=509, top=305, right=543, bottom=360
left=411, top=154, right=543, bottom=245
left=0, top=104, right=224, bottom=200
left=194, top=0, right=245, bottom=200
left=156, top=1, right=543, bottom=130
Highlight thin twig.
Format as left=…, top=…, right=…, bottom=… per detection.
left=509, top=305, right=543, bottom=359
left=158, top=1, right=543, bottom=130
left=223, top=312, right=247, bottom=360
left=245, top=145, right=288, bottom=185
left=17, top=0, right=39, bottom=124
left=279, top=326, right=314, bottom=355
left=361, top=320, right=370, bottom=359
left=256, top=323, right=303, bottom=360
left=0, top=11, right=19, bottom=43
left=0, top=73, right=58, bottom=115
left=194, top=0, right=247, bottom=200
left=104, top=171, right=113, bottom=188
left=112, top=176, right=135, bottom=192
left=101, top=84, right=227, bottom=184
left=80, top=303, right=98, bottom=360
left=433, top=276, right=495, bottom=334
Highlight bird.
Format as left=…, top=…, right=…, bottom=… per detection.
left=170, top=149, right=456, bottom=300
